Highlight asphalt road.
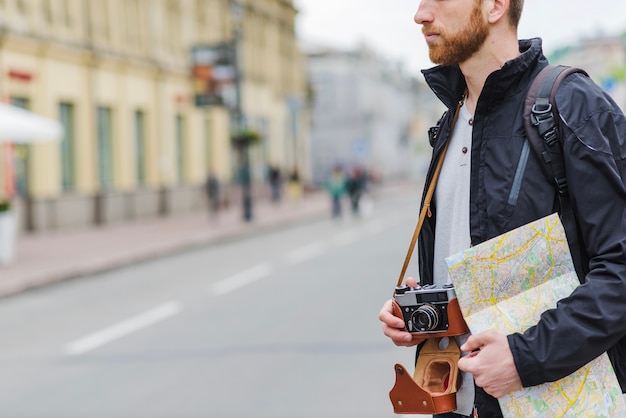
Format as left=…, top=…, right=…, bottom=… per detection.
left=0, top=193, right=429, bottom=418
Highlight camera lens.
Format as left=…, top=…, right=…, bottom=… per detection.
left=412, top=304, right=440, bottom=331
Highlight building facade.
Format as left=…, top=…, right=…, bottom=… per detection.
left=0, top=0, right=310, bottom=232
left=307, top=45, right=442, bottom=185
left=550, top=35, right=626, bottom=109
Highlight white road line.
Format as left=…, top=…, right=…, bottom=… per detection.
left=64, top=301, right=182, bottom=356
left=331, top=230, right=361, bottom=247
left=210, top=263, right=273, bottom=296
left=285, top=242, right=327, bottom=265
left=364, top=220, right=385, bottom=235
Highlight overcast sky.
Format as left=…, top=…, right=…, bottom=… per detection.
left=294, top=0, right=626, bottom=76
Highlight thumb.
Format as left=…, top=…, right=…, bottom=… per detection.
left=460, top=330, right=494, bottom=352
left=405, top=277, right=419, bottom=288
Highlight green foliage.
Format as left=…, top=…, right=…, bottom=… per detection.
left=0, top=200, right=10, bottom=212
left=232, top=129, right=261, bottom=147
left=546, top=46, right=573, bottom=65
left=609, top=66, right=626, bottom=82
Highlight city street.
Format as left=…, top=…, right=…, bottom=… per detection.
left=0, top=193, right=428, bottom=418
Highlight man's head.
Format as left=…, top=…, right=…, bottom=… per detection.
left=415, top=0, right=524, bottom=66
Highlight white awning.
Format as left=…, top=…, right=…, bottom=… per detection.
left=0, top=103, right=63, bottom=143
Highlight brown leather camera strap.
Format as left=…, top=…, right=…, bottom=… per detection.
left=396, top=94, right=466, bottom=287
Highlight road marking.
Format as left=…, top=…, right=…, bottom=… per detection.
left=364, top=220, right=385, bottom=235
left=331, top=230, right=361, bottom=247
left=210, top=263, right=273, bottom=296
left=64, top=301, right=182, bottom=356
left=285, top=242, right=327, bottom=264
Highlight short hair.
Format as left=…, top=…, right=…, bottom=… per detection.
left=508, top=0, right=524, bottom=28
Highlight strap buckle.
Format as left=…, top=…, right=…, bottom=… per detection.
left=555, top=177, right=569, bottom=196
left=531, top=102, right=559, bottom=147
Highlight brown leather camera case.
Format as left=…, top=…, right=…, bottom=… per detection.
left=389, top=337, right=462, bottom=415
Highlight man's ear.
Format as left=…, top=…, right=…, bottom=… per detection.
left=485, top=0, right=509, bottom=24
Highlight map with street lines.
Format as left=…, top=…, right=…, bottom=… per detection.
left=445, top=214, right=626, bottom=417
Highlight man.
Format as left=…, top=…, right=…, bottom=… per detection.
left=378, top=0, right=626, bottom=416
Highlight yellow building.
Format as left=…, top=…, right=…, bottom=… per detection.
left=0, top=0, right=310, bottom=232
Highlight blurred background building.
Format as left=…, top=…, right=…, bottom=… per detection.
left=550, top=35, right=626, bottom=109
left=3, top=1, right=624, bottom=236
left=0, top=0, right=310, bottom=233
left=306, top=44, right=442, bottom=185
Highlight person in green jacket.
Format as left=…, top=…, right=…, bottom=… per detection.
left=324, top=165, right=347, bottom=218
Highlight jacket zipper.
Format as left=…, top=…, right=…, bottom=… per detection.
left=508, top=140, right=531, bottom=206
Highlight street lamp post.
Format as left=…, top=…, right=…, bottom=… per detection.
left=230, top=0, right=252, bottom=222
left=287, top=95, right=301, bottom=173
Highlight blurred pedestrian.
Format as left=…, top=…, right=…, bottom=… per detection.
left=268, top=165, right=282, bottom=203
left=205, top=171, right=220, bottom=219
left=324, top=165, right=347, bottom=218
left=346, top=165, right=366, bottom=216
left=286, top=168, right=303, bottom=201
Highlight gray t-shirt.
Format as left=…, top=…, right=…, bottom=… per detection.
left=433, top=102, right=472, bottom=286
left=432, top=102, right=474, bottom=416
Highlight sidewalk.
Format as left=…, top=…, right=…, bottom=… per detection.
left=0, top=181, right=412, bottom=299
left=0, top=189, right=331, bottom=299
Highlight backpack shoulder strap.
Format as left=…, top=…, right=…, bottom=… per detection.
left=523, top=64, right=590, bottom=282
left=523, top=65, right=588, bottom=194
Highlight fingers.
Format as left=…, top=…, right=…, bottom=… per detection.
left=458, top=331, right=496, bottom=372
left=378, top=299, right=422, bottom=347
left=457, top=351, right=477, bottom=373
left=405, top=276, right=419, bottom=288
left=460, top=330, right=495, bottom=352
left=379, top=278, right=423, bottom=348
left=458, top=330, right=522, bottom=398
left=378, top=299, right=405, bottom=328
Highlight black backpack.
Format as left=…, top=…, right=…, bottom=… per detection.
left=524, top=64, right=626, bottom=393
left=523, top=65, right=589, bottom=281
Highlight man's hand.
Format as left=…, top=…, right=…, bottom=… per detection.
left=378, top=277, right=424, bottom=347
left=458, top=330, right=522, bottom=398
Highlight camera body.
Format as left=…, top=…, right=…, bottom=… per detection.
left=392, top=283, right=468, bottom=338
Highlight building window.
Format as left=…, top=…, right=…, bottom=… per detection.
left=11, top=97, right=30, bottom=196
left=93, top=2, right=110, bottom=41
left=175, top=114, right=185, bottom=183
left=62, top=0, right=72, bottom=27
left=195, top=0, right=206, bottom=26
left=43, top=0, right=53, bottom=24
left=134, top=110, right=146, bottom=185
left=125, top=0, right=140, bottom=47
left=15, top=0, right=26, bottom=14
left=97, top=106, right=113, bottom=189
left=166, top=0, right=182, bottom=50
left=11, top=97, right=28, bottom=109
left=59, top=102, right=75, bottom=191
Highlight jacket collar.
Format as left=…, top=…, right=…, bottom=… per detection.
left=421, top=38, right=548, bottom=112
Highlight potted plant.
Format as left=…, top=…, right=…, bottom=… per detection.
left=231, top=128, right=261, bottom=148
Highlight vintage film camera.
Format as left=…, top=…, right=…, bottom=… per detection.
left=389, top=283, right=469, bottom=415
left=392, top=283, right=468, bottom=337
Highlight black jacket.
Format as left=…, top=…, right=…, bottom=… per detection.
left=418, top=38, right=626, bottom=415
